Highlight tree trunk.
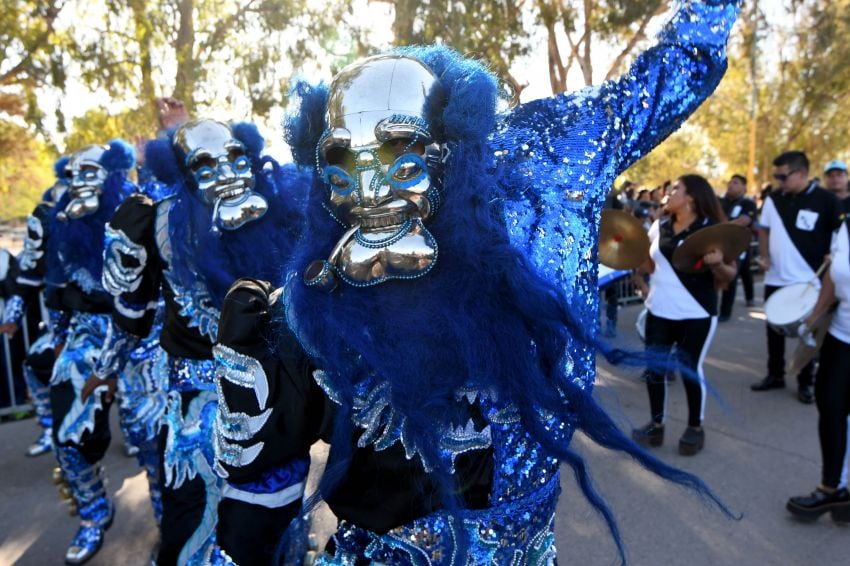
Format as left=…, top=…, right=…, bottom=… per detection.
left=392, top=0, right=418, bottom=45
left=173, top=0, right=196, bottom=113
left=129, top=0, right=157, bottom=124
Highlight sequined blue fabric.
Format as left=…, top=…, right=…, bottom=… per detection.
left=164, top=354, right=217, bottom=392
left=162, top=389, right=221, bottom=565
left=1, top=294, right=24, bottom=326
left=497, top=0, right=739, bottom=390
left=23, top=355, right=52, bottom=430
left=321, top=475, right=559, bottom=566
left=53, top=312, right=112, bottom=444
left=117, top=317, right=167, bottom=523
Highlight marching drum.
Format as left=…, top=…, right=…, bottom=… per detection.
left=764, top=283, right=820, bottom=337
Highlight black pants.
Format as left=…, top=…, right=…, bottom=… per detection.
left=49, top=380, right=112, bottom=463
left=644, top=313, right=717, bottom=427
left=815, top=334, right=850, bottom=488
left=156, top=390, right=208, bottom=566
left=765, top=285, right=815, bottom=386
left=218, top=498, right=301, bottom=565
left=720, top=251, right=754, bottom=317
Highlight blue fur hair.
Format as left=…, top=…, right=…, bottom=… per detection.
left=283, top=44, right=734, bottom=563
left=46, top=175, right=135, bottom=291
left=53, top=156, right=70, bottom=179
left=100, top=139, right=136, bottom=172
left=152, top=121, right=308, bottom=307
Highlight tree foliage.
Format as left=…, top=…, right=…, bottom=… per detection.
left=3, top=0, right=850, bottom=219
left=0, top=121, right=54, bottom=220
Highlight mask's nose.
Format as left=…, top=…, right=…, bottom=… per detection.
left=218, top=162, right=237, bottom=182
left=356, top=151, right=392, bottom=207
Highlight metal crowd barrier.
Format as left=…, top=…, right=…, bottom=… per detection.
left=0, top=296, right=37, bottom=419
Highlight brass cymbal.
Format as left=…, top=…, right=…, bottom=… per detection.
left=671, top=223, right=751, bottom=274
left=599, top=209, right=650, bottom=270
left=788, top=311, right=833, bottom=376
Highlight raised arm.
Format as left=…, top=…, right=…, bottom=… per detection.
left=505, top=0, right=739, bottom=198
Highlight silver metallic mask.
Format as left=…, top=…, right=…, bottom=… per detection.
left=62, top=145, right=108, bottom=220
left=173, top=119, right=268, bottom=231
left=306, top=54, right=447, bottom=291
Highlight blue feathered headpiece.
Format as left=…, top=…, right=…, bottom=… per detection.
left=99, top=139, right=136, bottom=173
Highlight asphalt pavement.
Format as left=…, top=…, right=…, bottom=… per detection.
left=0, top=282, right=846, bottom=565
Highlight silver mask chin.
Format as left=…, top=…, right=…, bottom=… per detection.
left=173, top=119, right=268, bottom=231
left=305, top=54, right=447, bottom=292
left=60, top=145, right=108, bottom=221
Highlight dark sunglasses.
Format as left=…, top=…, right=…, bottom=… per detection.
left=773, top=169, right=799, bottom=182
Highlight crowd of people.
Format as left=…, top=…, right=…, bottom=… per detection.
left=0, top=0, right=847, bottom=565
left=599, top=152, right=850, bottom=521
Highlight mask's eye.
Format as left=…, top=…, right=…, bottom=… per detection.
left=387, top=154, right=427, bottom=188
left=323, top=165, right=354, bottom=195
left=232, top=155, right=251, bottom=173
left=194, top=166, right=217, bottom=183
left=81, top=166, right=100, bottom=182
left=393, top=161, right=421, bottom=181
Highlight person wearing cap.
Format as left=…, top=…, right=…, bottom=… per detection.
left=824, top=160, right=849, bottom=212
left=753, top=151, right=842, bottom=404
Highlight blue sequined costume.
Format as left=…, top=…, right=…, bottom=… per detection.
left=43, top=141, right=136, bottom=565
left=279, top=2, right=740, bottom=564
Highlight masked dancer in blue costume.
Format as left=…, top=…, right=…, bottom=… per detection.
left=213, top=1, right=742, bottom=564
left=9, top=141, right=136, bottom=564
left=92, top=118, right=311, bottom=565
left=1, top=158, right=71, bottom=457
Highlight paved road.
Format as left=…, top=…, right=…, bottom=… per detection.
left=1, top=286, right=846, bottom=565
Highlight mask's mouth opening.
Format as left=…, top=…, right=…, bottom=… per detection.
left=212, top=181, right=248, bottom=202
left=351, top=199, right=416, bottom=230
left=210, top=186, right=267, bottom=232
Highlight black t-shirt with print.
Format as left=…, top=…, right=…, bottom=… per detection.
left=769, top=183, right=841, bottom=272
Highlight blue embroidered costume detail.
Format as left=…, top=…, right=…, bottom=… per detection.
left=163, top=390, right=221, bottom=565
left=1, top=294, right=24, bottom=326
left=212, top=345, right=274, bottom=479
left=54, top=312, right=112, bottom=444
left=102, top=225, right=148, bottom=295
left=155, top=199, right=222, bottom=341
left=116, top=309, right=168, bottom=522
left=55, top=444, right=115, bottom=563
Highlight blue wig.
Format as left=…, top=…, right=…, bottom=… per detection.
left=148, top=123, right=310, bottom=308
left=282, top=45, right=733, bottom=561
left=53, top=156, right=70, bottom=179
left=47, top=167, right=135, bottom=291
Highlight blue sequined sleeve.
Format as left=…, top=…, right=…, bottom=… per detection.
left=504, top=0, right=740, bottom=202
